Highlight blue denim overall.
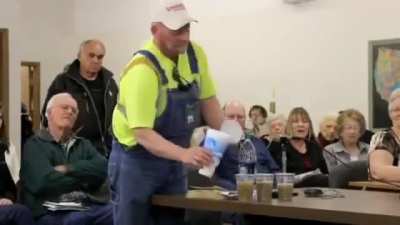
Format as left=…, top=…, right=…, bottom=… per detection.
left=109, top=43, right=201, bottom=225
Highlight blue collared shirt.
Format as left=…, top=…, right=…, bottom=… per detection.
left=323, top=141, right=369, bottom=172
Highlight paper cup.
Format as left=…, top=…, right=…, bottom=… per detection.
left=236, top=174, right=255, bottom=201
left=198, top=129, right=232, bottom=177
left=276, top=173, right=295, bottom=201
left=198, top=157, right=220, bottom=178
left=203, top=129, right=232, bottom=158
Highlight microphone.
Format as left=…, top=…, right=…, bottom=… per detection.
left=266, top=135, right=297, bottom=172
left=291, top=136, right=305, bottom=141
left=269, top=136, right=324, bottom=184
left=279, top=135, right=304, bottom=143
left=279, top=136, right=290, bottom=144
left=322, top=147, right=352, bottom=169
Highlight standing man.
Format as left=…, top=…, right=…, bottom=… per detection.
left=42, top=39, right=118, bottom=156
left=110, top=0, right=223, bottom=224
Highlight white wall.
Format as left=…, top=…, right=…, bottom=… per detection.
left=185, top=0, right=400, bottom=126
left=71, top=0, right=153, bottom=83
left=3, top=0, right=400, bottom=148
left=0, top=0, right=76, bottom=150
left=70, top=0, right=400, bottom=129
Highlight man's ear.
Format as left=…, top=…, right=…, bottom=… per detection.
left=151, top=23, right=158, bottom=36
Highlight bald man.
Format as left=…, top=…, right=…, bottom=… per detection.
left=223, top=101, right=247, bottom=130
left=42, top=39, right=118, bottom=157
left=214, top=101, right=280, bottom=190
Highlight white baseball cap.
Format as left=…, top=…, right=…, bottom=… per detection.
left=152, top=0, right=197, bottom=30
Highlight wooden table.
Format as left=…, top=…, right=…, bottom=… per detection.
left=152, top=188, right=400, bottom=225
left=348, top=181, right=400, bottom=191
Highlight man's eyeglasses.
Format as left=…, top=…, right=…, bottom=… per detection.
left=172, top=67, right=191, bottom=91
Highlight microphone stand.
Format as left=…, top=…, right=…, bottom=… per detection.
left=279, top=136, right=305, bottom=173
left=280, top=137, right=290, bottom=173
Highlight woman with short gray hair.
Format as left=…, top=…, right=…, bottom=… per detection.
left=265, top=113, right=286, bottom=142
left=323, top=109, right=369, bottom=172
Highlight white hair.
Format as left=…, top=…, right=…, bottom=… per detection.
left=45, top=93, right=74, bottom=118
left=319, top=114, right=337, bottom=129
left=266, top=113, right=286, bottom=129
left=77, top=39, right=105, bottom=58
left=388, top=89, right=400, bottom=112
left=223, top=100, right=246, bottom=114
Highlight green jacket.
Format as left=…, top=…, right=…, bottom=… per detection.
left=20, top=129, right=107, bottom=218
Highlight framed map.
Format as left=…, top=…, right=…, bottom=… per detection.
left=369, top=38, right=400, bottom=129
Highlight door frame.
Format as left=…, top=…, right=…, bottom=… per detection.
left=21, top=61, right=41, bottom=131
left=0, top=29, right=9, bottom=138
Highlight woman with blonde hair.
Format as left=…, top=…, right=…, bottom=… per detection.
left=270, top=107, right=328, bottom=178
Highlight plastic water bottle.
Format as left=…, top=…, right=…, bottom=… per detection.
left=238, top=138, right=257, bottom=174
left=294, top=168, right=322, bottom=184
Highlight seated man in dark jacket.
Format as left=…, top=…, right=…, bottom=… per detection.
left=214, top=101, right=280, bottom=190
left=21, top=93, right=112, bottom=225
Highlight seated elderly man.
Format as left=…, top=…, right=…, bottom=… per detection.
left=214, top=101, right=280, bottom=190
left=317, top=114, right=338, bottom=148
left=20, top=93, right=112, bottom=225
left=370, top=89, right=400, bottom=183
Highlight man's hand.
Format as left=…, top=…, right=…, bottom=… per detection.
left=54, top=165, right=69, bottom=174
left=0, top=198, right=13, bottom=206
left=180, top=147, right=214, bottom=169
